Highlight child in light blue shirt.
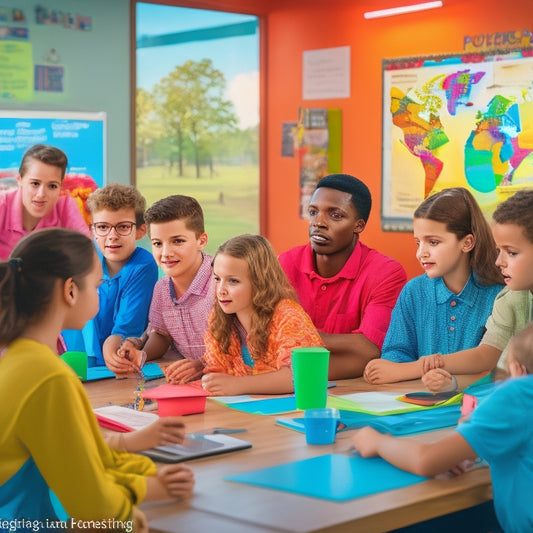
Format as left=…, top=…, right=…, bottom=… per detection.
left=354, top=321, right=533, bottom=533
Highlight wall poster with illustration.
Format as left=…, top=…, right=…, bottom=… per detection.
left=381, top=48, right=533, bottom=231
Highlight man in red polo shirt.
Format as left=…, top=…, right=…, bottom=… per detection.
left=279, top=174, right=407, bottom=379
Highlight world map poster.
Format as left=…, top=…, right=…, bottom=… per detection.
left=381, top=49, right=533, bottom=231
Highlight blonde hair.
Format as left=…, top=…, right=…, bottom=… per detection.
left=210, top=234, right=297, bottom=358
left=87, top=183, right=146, bottom=226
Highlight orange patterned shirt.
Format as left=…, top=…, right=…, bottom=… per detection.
left=203, top=299, right=324, bottom=376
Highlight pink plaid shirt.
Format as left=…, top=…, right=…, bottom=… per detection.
left=148, top=253, right=214, bottom=360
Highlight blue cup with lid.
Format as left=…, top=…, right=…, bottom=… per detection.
left=304, top=407, right=340, bottom=445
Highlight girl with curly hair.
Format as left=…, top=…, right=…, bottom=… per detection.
left=201, top=234, right=323, bottom=396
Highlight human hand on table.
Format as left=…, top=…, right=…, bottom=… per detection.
left=435, top=458, right=479, bottom=479
left=108, top=337, right=145, bottom=376
left=132, top=507, right=148, bottom=533
left=422, top=368, right=454, bottom=392
left=201, top=373, right=242, bottom=396
left=157, top=464, right=195, bottom=500
left=165, top=358, right=204, bottom=385
left=421, top=353, right=445, bottom=374
left=363, top=359, right=401, bottom=384
left=351, top=426, right=385, bottom=458
left=122, top=416, right=186, bottom=452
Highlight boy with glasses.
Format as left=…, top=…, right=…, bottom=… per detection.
left=62, top=183, right=158, bottom=366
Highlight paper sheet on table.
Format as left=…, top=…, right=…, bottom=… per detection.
left=211, top=383, right=336, bottom=413
left=211, top=395, right=254, bottom=404
left=94, top=405, right=158, bottom=431
left=327, top=390, right=462, bottom=415
left=225, top=453, right=427, bottom=501
left=86, top=363, right=164, bottom=382
left=223, top=396, right=298, bottom=415
left=277, top=405, right=462, bottom=436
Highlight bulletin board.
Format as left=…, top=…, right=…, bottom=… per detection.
left=0, top=0, right=130, bottom=185
left=381, top=48, right=533, bottom=231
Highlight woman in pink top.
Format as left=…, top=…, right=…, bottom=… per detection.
left=0, top=144, right=90, bottom=260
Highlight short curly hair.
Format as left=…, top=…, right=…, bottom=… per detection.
left=315, top=173, right=372, bottom=222
left=492, top=189, right=533, bottom=244
left=87, top=183, right=147, bottom=226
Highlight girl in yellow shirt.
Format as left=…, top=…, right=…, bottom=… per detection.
left=0, top=228, right=194, bottom=531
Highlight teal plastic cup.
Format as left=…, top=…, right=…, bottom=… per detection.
left=291, top=347, right=330, bottom=410
left=60, top=351, right=88, bottom=381
left=304, top=408, right=340, bottom=445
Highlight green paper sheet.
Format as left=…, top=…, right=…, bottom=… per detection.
left=327, top=390, right=462, bottom=416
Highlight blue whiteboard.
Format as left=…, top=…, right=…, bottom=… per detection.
left=0, top=110, right=106, bottom=186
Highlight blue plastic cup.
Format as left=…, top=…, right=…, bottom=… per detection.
left=304, top=408, right=340, bottom=445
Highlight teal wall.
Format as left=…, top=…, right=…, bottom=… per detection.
left=0, top=0, right=131, bottom=184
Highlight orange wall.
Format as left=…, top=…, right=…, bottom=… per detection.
left=262, top=0, right=533, bottom=279
left=151, top=0, right=532, bottom=278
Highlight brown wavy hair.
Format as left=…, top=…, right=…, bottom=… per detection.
left=210, top=234, right=297, bottom=358
left=414, top=187, right=503, bottom=286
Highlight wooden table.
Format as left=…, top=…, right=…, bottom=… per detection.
left=84, top=372, right=493, bottom=533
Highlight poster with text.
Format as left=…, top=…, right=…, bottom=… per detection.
left=382, top=49, right=533, bottom=231
left=0, top=110, right=106, bottom=186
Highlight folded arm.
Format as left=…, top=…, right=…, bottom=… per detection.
left=439, top=344, right=502, bottom=375
left=322, top=332, right=380, bottom=380
left=202, top=366, right=293, bottom=396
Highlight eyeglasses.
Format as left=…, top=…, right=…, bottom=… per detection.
left=91, top=221, right=137, bottom=237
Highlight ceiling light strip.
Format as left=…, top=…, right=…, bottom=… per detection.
left=364, top=1, right=443, bottom=19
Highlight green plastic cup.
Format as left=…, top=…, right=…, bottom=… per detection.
left=60, top=351, right=88, bottom=381
left=291, top=347, right=330, bottom=410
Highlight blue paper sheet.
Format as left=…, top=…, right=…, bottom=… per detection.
left=463, top=379, right=503, bottom=403
left=225, top=453, right=427, bottom=501
left=277, top=405, right=462, bottom=436
left=225, top=396, right=297, bottom=415
left=85, top=363, right=164, bottom=382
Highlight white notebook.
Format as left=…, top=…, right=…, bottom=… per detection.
left=94, top=405, right=252, bottom=463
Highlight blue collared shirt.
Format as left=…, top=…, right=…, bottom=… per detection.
left=63, top=246, right=158, bottom=365
left=381, top=272, right=503, bottom=362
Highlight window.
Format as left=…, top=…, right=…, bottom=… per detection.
left=136, top=3, right=259, bottom=253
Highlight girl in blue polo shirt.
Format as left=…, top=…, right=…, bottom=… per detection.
left=364, top=187, right=503, bottom=386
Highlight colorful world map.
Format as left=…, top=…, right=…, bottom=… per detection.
left=383, top=51, right=533, bottom=229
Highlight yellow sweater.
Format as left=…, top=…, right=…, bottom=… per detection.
left=0, top=338, right=156, bottom=521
